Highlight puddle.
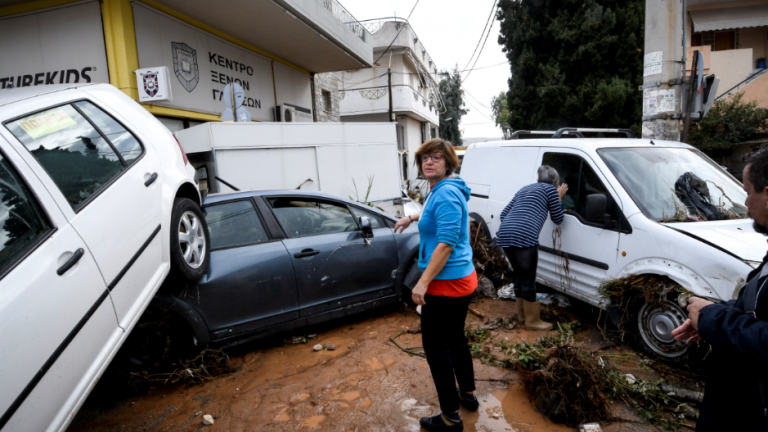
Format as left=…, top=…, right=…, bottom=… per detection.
left=340, top=391, right=360, bottom=401
left=464, top=387, right=573, bottom=432
left=365, top=358, right=384, bottom=371
left=303, top=415, right=326, bottom=428
left=360, top=398, right=372, bottom=408
left=276, top=410, right=290, bottom=422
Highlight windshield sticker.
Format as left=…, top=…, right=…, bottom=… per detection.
left=14, top=109, right=77, bottom=139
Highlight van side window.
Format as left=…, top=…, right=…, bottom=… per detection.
left=542, top=152, right=626, bottom=231
left=6, top=103, right=139, bottom=211
left=0, top=153, right=53, bottom=275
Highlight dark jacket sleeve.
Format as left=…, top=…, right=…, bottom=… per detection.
left=698, top=303, right=768, bottom=361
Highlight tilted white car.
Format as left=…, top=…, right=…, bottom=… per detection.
left=461, top=128, right=763, bottom=362
left=0, top=84, right=209, bottom=431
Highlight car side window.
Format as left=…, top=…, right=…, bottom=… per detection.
left=349, top=206, right=385, bottom=229
left=270, top=198, right=357, bottom=238
left=5, top=103, right=139, bottom=211
left=204, top=200, right=269, bottom=250
left=73, top=101, right=143, bottom=164
left=0, top=152, right=53, bottom=274
left=542, top=152, right=623, bottom=226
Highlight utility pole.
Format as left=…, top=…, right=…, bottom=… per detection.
left=388, top=67, right=394, bottom=122
left=642, top=0, right=685, bottom=141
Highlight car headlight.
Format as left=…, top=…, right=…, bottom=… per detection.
left=747, top=260, right=762, bottom=269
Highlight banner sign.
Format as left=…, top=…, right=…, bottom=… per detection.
left=0, top=2, right=109, bottom=90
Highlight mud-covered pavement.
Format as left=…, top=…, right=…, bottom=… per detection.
left=69, top=298, right=691, bottom=432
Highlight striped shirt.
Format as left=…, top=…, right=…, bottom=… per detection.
left=496, top=182, right=564, bottom=248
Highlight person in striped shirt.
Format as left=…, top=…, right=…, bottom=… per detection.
left=497, top=165, right=568, bottom=331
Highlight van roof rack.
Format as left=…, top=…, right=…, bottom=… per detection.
left=552, top=127, right=637, bottom=138
left=509, top=130, right=584, bottom=139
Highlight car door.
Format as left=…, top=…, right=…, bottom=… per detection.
left=4, top=101, right=163, bottom=328
left=188, top=197, right=298, bottom=340
left=268, top=196, right=399, bottom=317
left=0, top=142, right=119, bottom=431
left=536, top=149, right=629, bottom=302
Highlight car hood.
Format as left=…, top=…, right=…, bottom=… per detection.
left=662, top=219, right=767, bottom=262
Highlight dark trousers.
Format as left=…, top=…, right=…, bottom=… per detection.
left=503, top=246, right=538, bottom=302
left=421, top=293, right=476, bottom=414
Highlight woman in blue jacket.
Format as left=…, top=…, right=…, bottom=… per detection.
left=394, top=138, right=477, bottom=431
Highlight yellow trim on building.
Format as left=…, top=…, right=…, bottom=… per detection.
left=144, top=105, right=222, bottom=122
left=138, top=0, right=310, bottom=76
left=0, top=0, right=80, bottom=17
left=101, top=0, right=140, bottom=100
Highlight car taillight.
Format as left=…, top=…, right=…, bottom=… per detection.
left=173, top=135, right=189, bottom=165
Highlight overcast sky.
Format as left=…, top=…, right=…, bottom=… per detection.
left=339, top=0, right=511, bottom=139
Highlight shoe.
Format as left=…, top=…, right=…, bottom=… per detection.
left=515, top=300, right=525, bottom=322
left=419, top=413, right=463, bottom=431
left=457, top=390, right=479, bottom=411
left=523, top=300, right=553, bottom=331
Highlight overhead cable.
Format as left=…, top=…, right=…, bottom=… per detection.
left=372, top=0, right=421, bottom=66
left=461, top=0, right=498, bottom=79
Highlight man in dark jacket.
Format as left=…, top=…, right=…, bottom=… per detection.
left=672, top=151, right=768, bottom=431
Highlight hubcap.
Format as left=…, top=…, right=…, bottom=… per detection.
left=178, top=211, right=206, bottom=269
left=637, top=299, right=688, bottom=358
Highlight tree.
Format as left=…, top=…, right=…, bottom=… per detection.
left=497, top=0, right=644, bottom=134
left=438, top=66, right=468, bottom=145
left=491, top=91, right=511, bottom=139
left=687, top=93, right=768, bottom=161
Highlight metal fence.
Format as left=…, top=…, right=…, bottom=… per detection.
left=318, top=0, right=369, bottom=41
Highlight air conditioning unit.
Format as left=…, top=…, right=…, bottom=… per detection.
left=273, top=105, right=296, bottom=122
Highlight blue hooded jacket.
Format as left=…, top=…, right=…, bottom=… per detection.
left=417, top=178, right=475, bottom=280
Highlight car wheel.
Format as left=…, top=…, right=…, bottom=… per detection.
left=630, top=295, right=689, bottom=363
left=170, top=198, right=210, bottom=281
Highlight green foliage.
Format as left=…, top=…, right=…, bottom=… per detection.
left=491, top=91, right=511, bottom=138
left=497, top=0, right=644, bottom=134
left=438, top=66, right=468, bottom=145
left=687, top=92, right=768, bottom=160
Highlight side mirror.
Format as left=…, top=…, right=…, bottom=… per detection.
left=584, top=194, right=614, bottom=228
left=360, top=216, right=374, bottom=239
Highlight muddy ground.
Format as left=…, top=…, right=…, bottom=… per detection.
left=68, top=297, right=701, bottom=432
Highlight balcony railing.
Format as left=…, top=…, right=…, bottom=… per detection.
left=318, top=0, right=369, bottom=41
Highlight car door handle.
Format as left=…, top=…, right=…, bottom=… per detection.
left=57, top=248, right=84, bottom=276
left=144, top=172, right=158, bottom=187
left=294, top=249, right=320, bottom=258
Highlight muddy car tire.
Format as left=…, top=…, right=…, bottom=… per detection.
left=170, top=198, right=210, bottom=281
left=628, top=295, right=690, bottom=363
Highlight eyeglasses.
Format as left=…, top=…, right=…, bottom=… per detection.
left=421, top=153, right=444, bottom=163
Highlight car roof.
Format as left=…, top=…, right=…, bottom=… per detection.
left=0, top=83, right=99, bottom=108
left=204, top=189, right=397, bottom=219
left=468, top=138, right=694, bottom=151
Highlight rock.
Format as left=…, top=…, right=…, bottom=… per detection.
left=214, top=415, right=219, bottom=420
left=194, top=411, right=202, bottom=416
left=313, top=344, right=323, bottom=351
left=492, top=413, right=499, bottom=419
left=578, top=423, right=602, bottom=432
left=202, top=414, right=214, bottom=425
left=323, top=342, right=336, bottom=351
left=477, top=276, right=496, bottom=298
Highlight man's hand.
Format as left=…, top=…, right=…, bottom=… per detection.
left=394, top=216, right=412, bottom=234
left=686, top=297, right=714, bottom=329
left=672, top=319, right=701, bottom=344
left=411, top=280, right=428, bottom=306
left=557, top=183, right=569, bottom=201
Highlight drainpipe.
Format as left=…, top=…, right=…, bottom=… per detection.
left=388, top=67, right=394, bottom=122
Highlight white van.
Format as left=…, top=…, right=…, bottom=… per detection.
left=0, top=84, right=207, bottom=431
left=460, top=128, right=763, bottom=361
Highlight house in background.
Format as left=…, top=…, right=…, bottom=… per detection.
left=335, top=19, right=442, bottom=191
left=686, top=1, right=768, bottom=106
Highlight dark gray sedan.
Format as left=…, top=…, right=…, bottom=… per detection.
left=142, top=190, right=420, bottom=352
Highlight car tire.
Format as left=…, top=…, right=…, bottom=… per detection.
left=628, top=294, right=691, bottom=364
left=170, top=198, right=210, bottom=281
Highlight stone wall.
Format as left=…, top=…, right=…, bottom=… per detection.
left=313, top=72, right=340, bottom=122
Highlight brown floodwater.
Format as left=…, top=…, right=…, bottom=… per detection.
left=68, top=298, right=666, bottom=432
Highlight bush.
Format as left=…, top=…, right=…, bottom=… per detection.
left=687, top=93, right=768, bottom=160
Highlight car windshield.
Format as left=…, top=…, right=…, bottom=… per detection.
left=598, top=147, right=747, bottom=222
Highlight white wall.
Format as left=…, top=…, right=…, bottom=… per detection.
left=710, top=48, right=753, bottom=95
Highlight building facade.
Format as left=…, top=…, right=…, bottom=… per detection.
left=336, top=20, right=441, bottom=190
left=0, top=0, right=371, bottom=131
left=686, top=1, right=768, bottom=106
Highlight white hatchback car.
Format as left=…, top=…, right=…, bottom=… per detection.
left=0, top=84, right=209, bottom=431
left=461, top=128, right=763, bottom=362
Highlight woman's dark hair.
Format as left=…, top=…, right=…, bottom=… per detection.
left=414, top=138, right=461, bottom=177
left=747, top=149, right=768, bottom=192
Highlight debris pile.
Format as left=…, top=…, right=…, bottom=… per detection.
left=469, top=221, right=512, bottom=288
left=129, top=348, right=235, bottom=389
left=598, top=274, right=689, bottom=332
